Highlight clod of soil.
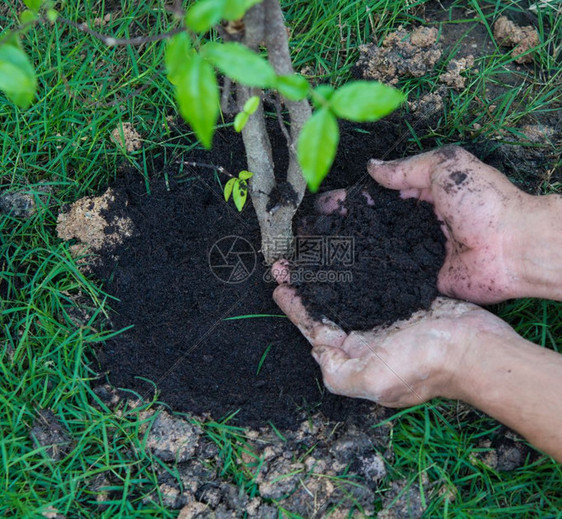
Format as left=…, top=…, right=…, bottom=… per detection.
left=0, top=190, right=36, bottom=218
left=439, top=55, right=474, bottom=90
left=493, top=15, right=539, bottom=64
left=357, top=24, right=474, bottom=106
left=56, top=187, right=134, bottom=261
left=111, top=122, right=143, bottom=152
left=30, top=409, right=73, bottom=462
left=357, top=26, right=443, bottom=85
left=293, top=181, right=446, bottom=331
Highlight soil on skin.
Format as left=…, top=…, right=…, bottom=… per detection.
left=294, top=181, right=445, bottom=331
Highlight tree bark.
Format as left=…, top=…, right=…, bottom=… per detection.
left=263, top=0, right=311, bottom=202
left=239, top=0, right=312, bottom=264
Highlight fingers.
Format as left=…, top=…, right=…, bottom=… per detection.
left=367, top=146, right=475, bottom=194
left=311, top=346, right=373, bottom=400
left=337, top=331, right=372, bottom=359
left=367, top=153, right=436, bottom=191
left=314, top=188, right=375, bottom=215
left=428, top=295, right=480, bottom=316
left=399, top=187, right=434, bottom=204
left=273, top=285, right=347, bottom=348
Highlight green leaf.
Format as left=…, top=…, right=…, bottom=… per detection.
left=223, top=0, right=262, bottom=20
left=0, top=32, right=22, bottom=48
left=46, top=8, right=58, bottom=22
left=24, top=0, right=42, bottom=12
left=234, top=111, right=249, bottom=132
left=201, top=42, right=276, bottom=88
left=297, top=108, right=339, bottom=193
left=238, top=170, right=253, bottom=180
left=185, top=0, right=226, bottom=33
left=0, top=45, right=37, bottom=109
left=311, top=84, right=335, bottom=109
left=20, top=9, right=38, bottom=26
left=165, top=32, right=192, bottom=85
left=174, top=53, right=219, bottom=149
left=232, top=181, right=248, bottom=211
left=243, top=95, right=260, bottom=115
left=276, top=74, right=309, bottom=101
left=224, top=177, right=237, bottom=201
left=330, top=81, right=405, bottom=122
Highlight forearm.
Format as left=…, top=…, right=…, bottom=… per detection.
left=447, top=331, right=562, bottom=462
left=513, top=193, right=562, bottom=301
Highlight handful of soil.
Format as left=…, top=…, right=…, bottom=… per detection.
left=292, top=182, right=446, bottom=331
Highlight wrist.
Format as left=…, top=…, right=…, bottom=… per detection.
left=435, top=310, right=522, bottom=401
left=508, top=193, right=562, bottom=301
left=443, top=329, right=510, bottom=403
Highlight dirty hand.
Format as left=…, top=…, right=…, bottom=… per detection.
left=273, top=275, right=562, bottom=462
left=273, top=278, right=516, bottom=407
left=319, top=146, right=562, bottom=304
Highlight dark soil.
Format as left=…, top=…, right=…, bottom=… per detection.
left=91, top=101, right=559, bottom=427
left=293, top=181, right=445, bottom=331
left=91, top=83, right=556, bottom=428
left=93, top=126, right=391, bottom=429
left=92, top=116, right=450, bottom=428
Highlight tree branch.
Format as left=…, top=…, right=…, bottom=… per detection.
left=272, top=93, right=294, bottom=154
left=56, top=16, right=184, bottom=47
left=238, top=3, right=277, bottom=253
left=263, top=0, right=311, bottom=206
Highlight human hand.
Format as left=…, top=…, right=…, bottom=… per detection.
left=318, top=146, right=547, bottom=304
left=272, top=277, right=517, bottom=406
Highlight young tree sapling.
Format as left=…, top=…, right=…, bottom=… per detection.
left=0, top=0, right=405, bottom=264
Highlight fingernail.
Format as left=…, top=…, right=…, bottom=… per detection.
left=368, top=158, right=384, bottom=166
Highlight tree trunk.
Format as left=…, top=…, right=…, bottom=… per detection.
left=239, top=0, right=312, bottom=264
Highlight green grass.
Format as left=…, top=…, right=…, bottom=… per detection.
left=1, top=0, right=561, bottom=517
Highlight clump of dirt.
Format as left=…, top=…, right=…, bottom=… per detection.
left=493, top=16, right=540, bottom=64
left=56, top=188, right=134, bottom=260
left=471, top=437, right=529, bottom=472
left=111, top=122, right=143, bottom=152
left=0, top=183, right=52, bottom=218
left=101, top=403, right=395, bottom=517
left=145, top=411, right=202, bottom=462
left=30, top=409, right=73, bottom=462
left=378, top=478, right=427, bottom=519
left=408, top=91, right=444, bottom=115
left=0, top=190, right=36, bottom=218
left=357, top=26, right=443, bottom=85
left=293, top=181, right=446, bottom=331
left=439, top=55, right=475, bottom=89
left=478, top=122, right=561, bottom=192
left=357, top=25, right=475, bottom=94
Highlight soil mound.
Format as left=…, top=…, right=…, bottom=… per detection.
left=91, top=119, right=448, bottom=427
left=294, top=182, right=445, bottom=331
left=92, top=171, right=375, bottom=428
